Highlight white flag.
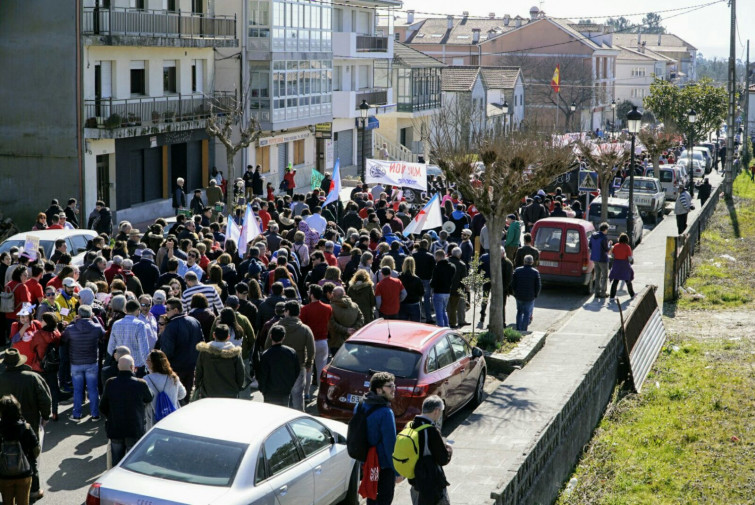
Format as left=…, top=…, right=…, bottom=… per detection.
left=226, top=214, right=241, bottom=247
left=403, top=194, right=442, bottom=236
left=238, top=204, right=262, bottom=256
left=323, top=158, right=341, bottom=207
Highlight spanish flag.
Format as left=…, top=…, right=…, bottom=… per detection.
left=551, top=65, right=560, bottom=94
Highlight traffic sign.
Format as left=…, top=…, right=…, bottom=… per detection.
left=578, top=170, right=598, bottom=192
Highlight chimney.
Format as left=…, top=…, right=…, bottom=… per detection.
left=515, top=16, right=522, bottom=28
left=407, top=10, right=414, bottom=24
left=472, top=28, right=480, bottom=44
left=529, top=6, right=539, bottom=20
left=447, top=15, right=454, bottom=30
left=658, top=33, right=662, bottom=45
left=503, top=14, right=510, bottom=26
left=489, top=12, right=495, bottom=19
left=462, top=11, right=469, bottom=18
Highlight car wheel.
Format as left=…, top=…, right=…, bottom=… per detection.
left=471, top=372, right=486, bottom=408
left=338, top=462, right=359, bottom=505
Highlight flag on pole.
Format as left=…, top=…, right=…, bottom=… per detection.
left=238, top=204, right=262, bottom=256
left=226, top=213, right=241, bottom=246
left=403, top=194, right=443, bottom=236
left=323, top=158, right=341, bottom=207
left=551, top=64, right=561, bottom=94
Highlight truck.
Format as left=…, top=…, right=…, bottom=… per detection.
left=614, top=176, right=666, bottom=223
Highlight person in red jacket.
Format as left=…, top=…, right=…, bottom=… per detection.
left=283, top=165, right=296, bottom=197
left=298, top=284, right=332, bottom=398
left=30, top=313, right=61, bottom=421
left=375, top=266, right=407, bottom=319
left=5, top=267, right=32, bottom=346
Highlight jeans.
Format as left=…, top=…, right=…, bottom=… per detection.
left=71, top=363, right=99, bottom=418
left=290, top=367, right=306, bottom=411
left=432, top=293, right=451, bottom=328
left=593, top=262, right=609, bottom=297
left=110, top=437, right=139, bottom=468
left=515, top=299, right=535, bottom=332
left=421, top=279, right=433, bottom=322
left=399, top=302, right=421, bottom=322
left=307, top=340, right=329, bottom=392
left=367, top=468, right=396, bottom=505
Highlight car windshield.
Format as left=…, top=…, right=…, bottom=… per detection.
left=620, top=180, right=657, bottom=192
left=589, top=203, right=629, bottom=219
left=331, top=342, right=422, bottom=379
left=121, top=429, right=247, bottom=487
left=0, top=240, right=55, bottom=259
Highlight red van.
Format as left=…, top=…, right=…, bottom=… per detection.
left=530, top=217, right=595, bottom=294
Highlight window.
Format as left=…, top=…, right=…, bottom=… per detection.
left=289, top=418, right=331, bottom=456
left=293, top=139, right=305, bottom=165
left=564, top=229, right=581, bottom=254
left=130, top=61, right=146, bottom=95
left=263, top=426, right=301, bottom=477
left=447, top=334, right=469, bottom=361
left=192, top=60, right=204, bottom=93
left=433, top=337, right=455, bottom=370
left=331, top=342, right=422, bottom=378
left=256, top=146, right=271, bottom=173
left=534, top=227, right=562, bottom=252
left=425, top=346, right=438, bottom=373
left=163, top=60, right=177, bottom=94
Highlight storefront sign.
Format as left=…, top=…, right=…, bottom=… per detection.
left=258, top=130, right=310, bottom=147
left=365, top=159, right=427, bottom=191
left=315, top=123, right=332, bottom=139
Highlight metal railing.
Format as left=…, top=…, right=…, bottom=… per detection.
left=82, top=7, right=236, bottom=39
left=83, top=92, right=235, bottom=129
left=356, top=35, right=388, bottom=52
left=355, top=89, right=388, bottom=108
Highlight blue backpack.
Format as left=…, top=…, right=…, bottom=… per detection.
left=150, top=375, right=177, bottom=423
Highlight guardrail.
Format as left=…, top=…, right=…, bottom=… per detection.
left=355, top=89, right=388, bottom=108
left=356, top=35, right=388, bottom=52
left=82, top=7, right=236, bottom=39
left=663, top=184, right=722, bottom=302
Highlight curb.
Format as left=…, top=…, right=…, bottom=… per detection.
left=484, top=331, right=548, bottom=374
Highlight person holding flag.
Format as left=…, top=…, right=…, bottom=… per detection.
left=403, top=193, right=443, bottom=237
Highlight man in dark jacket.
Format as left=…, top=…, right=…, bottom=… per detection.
left=100, top=355, right=153, bottom=467
left=194, top=324, right=245, bottom=399
left=44, top=199, right=64, bottom=224
left=257, top=326, right=300, bottom=406
left=412, top=240, right=436, bottom=324
left=159, top=298, right=203, bottom=403
left=80, top=256, right=107, bottom=286
left=65, top=198, right=80, bottom=228
left=132, top=249, right=160, bottom=294
left=408, top=395, right=453, bottom=505
left=173, top=177, right=186, bottom=215
left=522, top=196, right=548, bottom=232
left=697, top=177, right=712, bottom=206
left=62, top=305, right=105, bottom=420
left=257, top=282, right=286, bottom=329
left=305, top=252, right=328, bottom=286
left=91, top=200, right=113, bottom=236
left=514, top=233, right=540, bottom=268
left=430, top=250, right=455, bottom=328
left=511, top=255, right=541, bottom=332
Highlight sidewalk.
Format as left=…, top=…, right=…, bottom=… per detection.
left=392, top=173, right=724, bottom=505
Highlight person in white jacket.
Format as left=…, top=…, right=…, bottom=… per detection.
left=144, top=349, right=186, bottom=428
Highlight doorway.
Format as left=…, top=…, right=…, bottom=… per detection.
left=96, top=154, right=111, bottom=207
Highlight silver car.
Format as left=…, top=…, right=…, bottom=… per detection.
left=86, top=399, right=358, bottom=505
left=588, top=197, right=644, bottom=247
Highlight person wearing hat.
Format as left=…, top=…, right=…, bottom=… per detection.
left=10, top=303, right=42, bottom=369
left=131, top=248, right=160, bottom=295
left=0, top=348, right=51, bottom=500
left=126, top=229, right=142, bottom=257
left=55, top=277, right=78, bottom=324
left=190, top=189, right=205, bottom=216
left=460, top=228, right=474, bottom=264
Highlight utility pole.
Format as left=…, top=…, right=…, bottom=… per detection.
left=724, top=0, right=737, bottom=198
left=744, top=40, right=751, bottom=170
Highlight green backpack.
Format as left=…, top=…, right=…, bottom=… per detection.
left=392, top=422, right=431, bottom=479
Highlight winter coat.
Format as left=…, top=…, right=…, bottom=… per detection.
left=94, top=207, right=113, bottom=236
left=298, top=221, right=320, bottom=252
left=430, top=259, right=455, bottom=294
left=358, top=392, right=396, bottom=469
left=589, top=231, right=610, bottom=263
left=264, top=316, right=315, bottom=369
left=100, top=370, right=153, bottom=439
left=194, top=341, right=245, bottom=399
left=210, top=313, right=255, bottom=359
left=512, top=265, right=541, bottom=302
left=347, top=281, right=376, bottom=324
left=328, top=296, right=364, bottom=349
left=0, top=364, right=52, bottom=434
left=80, top=265, right=106, bottom=286
left=0, top=421, right=39, bottom=479
left=132, top=258, right=161, bottom=295
left=159, top=314, right=204, bottom=373
left=189, top=308, right=216, bottom=342
left=257, top=344, right=300, bottom=397
left=62, top=318, right=104, bottom=365
left=29, top=328, right=61, bottom=374
left=412, top=248, right=435, bottom=280
left=448, top=256, right=468, bottom=294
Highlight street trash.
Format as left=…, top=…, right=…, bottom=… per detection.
left=720, top=254, right=737, bottom=262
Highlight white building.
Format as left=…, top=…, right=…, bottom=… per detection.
left=614, top=45, right=672, bottom=108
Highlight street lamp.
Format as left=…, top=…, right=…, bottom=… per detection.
left=570, top=102, right=576, bottom=132
left=359, top=99, right=370, bottom=183
left=502, top=100, right=509, bottom=135
left=626, top=106, right=643, bottom=247
left=611, top=99, right=616, bottom=140
left=687, top=108, right=697, bottom=197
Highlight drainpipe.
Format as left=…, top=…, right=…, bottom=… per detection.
left=76, top=0, right=85, bottom=224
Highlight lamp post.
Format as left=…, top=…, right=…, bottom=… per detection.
left=626, top=106, right=643, bottom=247
left=687, top=108, right=697, bottom=197
left=502, top=100, right=509, bottom=135
left=570, top=102, right=576, bottom=132
left=359, top=99, right=370, bottom=183
left=611, top=99, right=616, bottom=140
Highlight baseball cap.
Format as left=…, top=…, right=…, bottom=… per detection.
left=62, top=277, right=77, bottom=288
left=153, top=290, right=167, bottom=303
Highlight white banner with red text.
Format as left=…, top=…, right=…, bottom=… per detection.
left=364, top=159, right=428, bottom=191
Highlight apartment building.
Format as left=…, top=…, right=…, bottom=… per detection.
left=612, top=33, right=697, bottom=84
left=0, top=0, right=238, bottom=226
left=614, top=45, right=673, bottom=108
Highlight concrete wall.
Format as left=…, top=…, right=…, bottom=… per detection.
left=0, top=1, right=81, bottom=228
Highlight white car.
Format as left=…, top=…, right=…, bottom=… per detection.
left=675, top=158, right=704, bottom=178
left=0, top=229, right=96, bottom=266
left=86, top=399, right=359, bottom=505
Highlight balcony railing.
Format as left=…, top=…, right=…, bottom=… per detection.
left=356, top=89, right=388, bottom=109
left=82, top=7, right=236, bottom=40
left=356, top=35, right=388, bottom=52
left=84, top=92, right=235, bottom=130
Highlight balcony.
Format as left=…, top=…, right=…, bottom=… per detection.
left=333, top=32, right=392, bottom=59
left=82, top=7, right=238, bottom=48
left=83, top=92, right=234, bottom=140
left=333, top=88, right=392, bottom=119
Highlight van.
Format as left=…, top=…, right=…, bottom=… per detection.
left=530, top=218, right=595, bottom=294
left=643, top=166, right=687, bottom=200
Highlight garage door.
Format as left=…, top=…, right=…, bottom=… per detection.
left=335, top=129, right=353, bottom=166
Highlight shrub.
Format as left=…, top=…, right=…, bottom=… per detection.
left=476, top=331, right=499, bottom=352
left=504, top=327, right=522, bottom=343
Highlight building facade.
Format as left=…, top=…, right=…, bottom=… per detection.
left=614, top=45, right=672, bottom=108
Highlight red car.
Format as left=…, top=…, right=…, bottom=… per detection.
left=317, top=319, right=487, bottom=428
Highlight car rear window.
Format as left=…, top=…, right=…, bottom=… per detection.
left=533, top=227, right=562, bottom=252
left=331, top=342, right=422, bottom=378
left=620, top=179, right=657, bottom=192
left=589, top=203, right=628, bottom=219
left=0, top=240, right=55, bottom=259
left=121, top=429, right=247, bottom=487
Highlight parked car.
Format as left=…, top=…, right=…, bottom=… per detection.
left=614, top=177, right=665, bottom=223
left=317, top=320, right=486, bottom=429
left=85, top=399, right=358, bottom=505
left=698, top=142, right=718, bottom=170
left=587, top=197, right=644, bottom=248
left=677, top=151, right=706, bottom=177
left=0, top=229, right=96, bottom=266
left=643, top=166, right=687, bottom=201
left=530, top=218, right=596, bottom=294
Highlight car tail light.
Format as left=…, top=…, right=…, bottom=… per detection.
left=321, top=369, right=340, bottom=386
left=86, top=483, right=101, bottom=505
left=396, top=384, right=429, bottom=397
left=582, top=259, right=590, bottom=272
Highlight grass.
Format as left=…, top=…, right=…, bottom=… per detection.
left=467, top=331, right=517, bottom=354
left=556, top=173, right=755, bottom=504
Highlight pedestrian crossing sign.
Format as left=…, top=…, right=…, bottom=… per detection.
left=578, top=170, right=598, bottom=192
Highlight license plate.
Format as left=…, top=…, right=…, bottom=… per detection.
left=608, top=225, right=617, bottom=230
left=347, top=394, right=362, bottom=404
left=539, top=260, right=558, bottom=267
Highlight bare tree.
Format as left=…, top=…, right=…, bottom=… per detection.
left=429, top=111, right=572, bottom=339
left=637, top=129, right=677, bottom=179
left=206, top=92, right=262, bottom=207
left=576, top=141, right=630, bottom=221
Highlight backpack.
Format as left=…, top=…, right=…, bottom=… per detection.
left=150, top=375, right=177, bottom=423
left=279, top=179, right=289, bottom=191
left=0, top=437, right=30, bottom=477
left=346, top=402, right=382, bottom=462
left=41, top=343, right=60, bottom=373
left=392, top=421, right=431, bottom=479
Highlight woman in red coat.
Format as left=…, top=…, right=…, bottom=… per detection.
left=31, top=313, right=61, bottom=421
left=10, top=304, right=42, bottom=363
left=5, top=266, right=32, bottom=345
left=283, top=166, right=296, bottom=197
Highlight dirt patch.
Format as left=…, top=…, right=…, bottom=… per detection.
left=664, top=310, right=755, bottom=340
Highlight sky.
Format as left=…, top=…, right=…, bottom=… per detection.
left=394, top=0, right=753, bottom=61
